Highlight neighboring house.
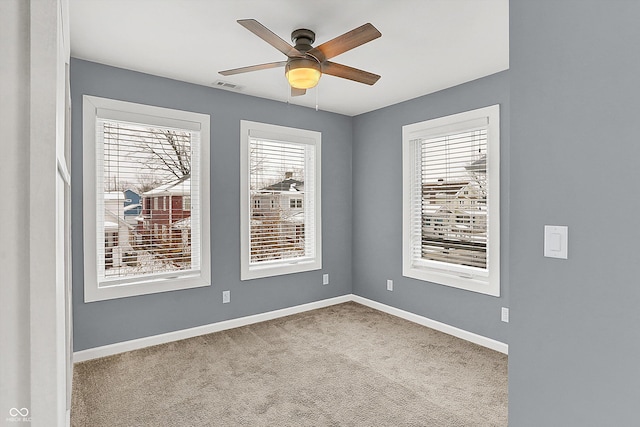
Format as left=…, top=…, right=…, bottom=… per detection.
left=250, top=173, right=305, bottom=261
left=171, top=217, right=192, bottom=257
left=252, top=172, right=304, bottom=220
left=104, top=191, right=125, bottom=215
left=103, top=192, right=135, bottom=269
left=141, top=177, right=191, bottom=254
left=104, top=208, right=135, bottom=269
left=123, top=188, right=142, bottom=220
left=104, top=189, right=142, bottom=221
left=421, top=180, right=487, bottom=267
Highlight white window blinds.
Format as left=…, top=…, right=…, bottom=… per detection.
left=95, top=118, right=201, bottom=285
left=412, top=129, right=488, bottom=271
left=248, top=138, right=316, bottom=265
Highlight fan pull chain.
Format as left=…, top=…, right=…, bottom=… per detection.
left=315, top=86, right=319, bottom=111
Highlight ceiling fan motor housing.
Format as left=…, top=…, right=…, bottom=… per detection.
left=291, top=29, right=315, bottom=52
left=285, top=29, right=322, bottom=89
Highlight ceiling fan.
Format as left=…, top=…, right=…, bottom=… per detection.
left=219, top=19, right=382, bottom=97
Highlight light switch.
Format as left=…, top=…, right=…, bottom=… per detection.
left=549, top=232, right=562, bottom=251
left=544, top=225, right=568, bottom=259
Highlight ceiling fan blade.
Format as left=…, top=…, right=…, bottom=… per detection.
left=219, top=61, right=287, bottom=76
left=308, top=23, right=381, bottom=61
left=238, top=19, right=304, bottom=58
left=291, top=87, right=306, bottom=97
left=322, top=61, right=381, bottom=85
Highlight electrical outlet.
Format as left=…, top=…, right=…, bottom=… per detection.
left=323, top=274, right=329, bottom=285
left=501, top=307, right=509, bottom=323
left=222, top=290, right=230, bottom=304
left=386, top=279, right=393, bottom=291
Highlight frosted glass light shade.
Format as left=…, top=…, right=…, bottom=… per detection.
left=285, top=58, right=321, bottom=89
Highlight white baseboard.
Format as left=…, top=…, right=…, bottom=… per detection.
left=73, top=295, right=351, bottom=362
left=73, top=293, right=507, bottom=362
left=352, top=295, right=508, bottom=354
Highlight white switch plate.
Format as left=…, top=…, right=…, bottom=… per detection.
left=544, top=225, right=568, bottom=259
left=322, top=274, right=329, bottom=285
left=386, top=279, right=393, bottom=291
left=222, top=290, right=230, bottom=304
left=501, top=307, right=509, bottom=323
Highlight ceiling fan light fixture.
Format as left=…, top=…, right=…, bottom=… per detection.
left=285, top=58, right=321, bottom=89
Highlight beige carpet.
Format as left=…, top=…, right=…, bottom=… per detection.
left=71, top=302, right=507, bottom=426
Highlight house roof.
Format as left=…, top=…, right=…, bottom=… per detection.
left=143, top=176, right=190, bottom=196
left=104, top=209, right=134, bottom=230
left=422, top=205, right=443, bottom=215
left=262, top=178, right=304, bottom=192
left=104, top=192, right=125, bottom=200
left=422, top=181, right=470, bottom=196
left=104, top=221, right=119, bottom=230
left=123, top=203, right=141, bottom=212
left=464, top=155, right=487, bottom=173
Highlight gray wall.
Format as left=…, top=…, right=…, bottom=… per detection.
left=71, top=59, right=353, bottom=351
left=509, top=1, right=640, bottom=425
left=72, top=59, right=510, bottom=351
left=352, top=71, right=510, bottom=343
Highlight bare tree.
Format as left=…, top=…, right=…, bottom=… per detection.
left=135, top=173, right=163, bottom=194
left=143, top=129, right=191, bottom=181
left=104, top=177, right=133, bottom=192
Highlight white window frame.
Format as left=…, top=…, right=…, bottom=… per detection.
left=82, top=95, right=211, bottom=302
left=240, top=120, right=321, bottom=280
left=402, top=105, right=500, bottom=296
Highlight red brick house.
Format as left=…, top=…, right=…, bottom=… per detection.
left=140, top=177, right=192, bottom=257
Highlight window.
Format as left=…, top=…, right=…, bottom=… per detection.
left=290, top=198, right=303, bottom=209
left=183, top=195, right=191, bottom=211
left=240, top=120, right=321, bottom=280
left=82, top=95, right=210, bottom=302
left=402, top=105, right=500, bottom=296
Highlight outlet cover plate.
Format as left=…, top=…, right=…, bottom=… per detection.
left=501, top=307, right=509, bottom=323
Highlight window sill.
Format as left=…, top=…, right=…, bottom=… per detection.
left=241, top=258, right=321, bottom=281
left=403, top=264, right=499, bottom=297
left=85, top=272, right=210, bottom=302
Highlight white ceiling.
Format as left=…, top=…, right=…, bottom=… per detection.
left=69, top=0, right=509, bottom=116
